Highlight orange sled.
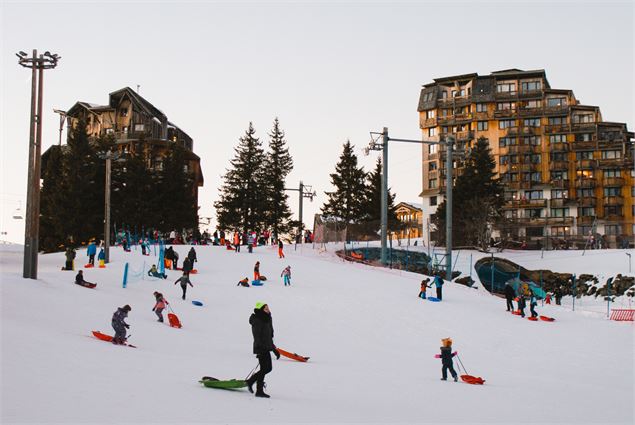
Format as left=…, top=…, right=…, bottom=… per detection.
left=277, top=347, right=310, bottom=362
left=461, top=375, right=485, bottom=385
left=168, top=313, right=182, bottom=328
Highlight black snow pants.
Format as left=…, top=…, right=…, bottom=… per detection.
left=180, top=284, right=188, bottom=300
left=155, top=307, right=164, bottom=322
left=249, top=352, right=272, bottom=392
left=506, top=296, right=514, bottom=311
left=436, top=287, right=442, bottom=300
left=442, top=363, right=457, bottom=380
left=89, top=254, right=95, bottom=265
left=112, top=322, right=126, bottom=343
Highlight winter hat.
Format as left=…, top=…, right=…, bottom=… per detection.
left=442, top=337, right=452, bottom=347
left=255, top=301, right=267, bottom=310
left=123, top=305, right=131, bottom=312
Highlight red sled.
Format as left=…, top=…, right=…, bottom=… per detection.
left=461, top=375, right=485, bottom=385
left=75, top=281, right=96, bottom=289
left=84, top=264, right=94, bottom=268
left=511, top=310, right=522, bottom=316
left=226, top=245, right=235, bottom=250
left=540, top=315, right=555, bottom=322
left=527, top=316, right=538, bottom=321
left=92, top=331, right=136, bottom=348
left=168, top=313, right=182, bottom=328
left=277, top=347, right=310, bottom=362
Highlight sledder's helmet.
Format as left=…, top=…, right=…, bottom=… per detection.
left=255, top=301, right=267, bottom=310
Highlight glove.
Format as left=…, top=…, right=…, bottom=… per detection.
left=434, top=354, right=441, bottom=358
left=274, top=348, right=281, bottom=360
left=124, top=324, right=130, bottom=329
left=152, top=308, right=155, bottom=312
left=452, top=351, right=458, bottom=356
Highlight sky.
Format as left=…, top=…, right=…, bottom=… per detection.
left=1, top=0, right=633, bottom=243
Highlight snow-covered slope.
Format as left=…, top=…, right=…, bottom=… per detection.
left=1, top=243, right=633, bottom=424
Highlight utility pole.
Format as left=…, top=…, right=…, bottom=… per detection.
left=367, top=129, right=464, bottom=280
left=285, top=181, right=316, bottom=240
left=16, top=50, right=60, bottom=279
left=53, top=109, right=67, bottom=146
left=104, top=151, right=112, bottom=263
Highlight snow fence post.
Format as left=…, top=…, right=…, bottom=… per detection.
left=490, top=253, right=494, bottom=294
left=606, top=277, right=613, bottom=319
left=123, top=262, right=129, bottom=288
left=572, top=274, right=576, bottom=312
left=469, top=254, right=472, bottom=280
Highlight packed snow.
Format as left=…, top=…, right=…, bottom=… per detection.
left=1, top=242, right=633, bottom=424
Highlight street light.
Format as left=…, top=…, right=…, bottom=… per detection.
left=53, top=109, right=68, bottom=146
left=16, top=49, right=60, bottom=280
left=97, top=150, right=125, bottom=263
left=367, top=127, right=466, bottom=281
left=285, top=181, right=316, bottom=242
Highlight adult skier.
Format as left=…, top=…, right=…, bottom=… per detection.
left=245, top=302, right=280, bottom=398
left=111, top=304, right=131, bottom=345
left=504, top=281, right=516, bottom=312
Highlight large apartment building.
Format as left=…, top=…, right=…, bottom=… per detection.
left=60, top=87, right=204, bottom=204
left=418, top=69, right=633, bottom=248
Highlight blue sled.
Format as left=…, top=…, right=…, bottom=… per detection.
left=427, top=297, right=441, bottom=302
left=252, top=280, right=263, bottom=286
left=192, top=300, right=204, bottom=306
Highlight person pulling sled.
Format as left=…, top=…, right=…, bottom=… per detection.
left=152, top=292, right=169, bottom=322
left=436, top=337, right=458, bottom=382
left=111, top=304, right=131, bottom=345
left=245, top=302, right=280, bottom=398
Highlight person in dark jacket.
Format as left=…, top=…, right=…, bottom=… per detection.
left=554, top=287, right=562, bottom=305
left=436, top=338, right=458, bottom=382
left=63, top=247, right=76, bottom=271
left=518, top=293, right=526, bottom=317
left=433, top=275, right=444, bottom=300
left=504, top=282, right=516, bottom=312
left=182, top=257, right=193, bottom=275
left=245, top=302, right=280, bottom=398
left=278, top=240, right=284, bottom=259
left=112, top=305, right=131, bottom=344
left=529, top=294, right=538, bottom=318
left=174, top=273, right=193, bottom=300
left=75, top=270, right=94, bottom=286
left=188, top=247, right=197, bottom=264
left=254, top=261, right=261, bottom=282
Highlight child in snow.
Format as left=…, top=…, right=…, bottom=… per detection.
left=254, top=261, right=261, bottom=282
left=111, top=305, right=131, bottom=344
left=278, top=240, right=285, bottom=259
left=63, top=247, right=76, bottom=271
left=545, top=293, right=552, bottom=304
left=281, top=266, right=291, bottom=286
left=174, top=272, right=193, bottom=300
left=436, top=337, right=458, bottom=382
left=97, top=248, right=105, bottom=267
left=517, top=293, right=526, bottom=317
left=237, top=277, right=250, bottom=287
left=504, top=281, right=516, bottom=312
left=419, top=278, right=431, bottom=299
left=188, top=247, right=197, bottom=264
left=87, top=240, right=97, bottom=266
left=152, top=291, right=169, bottom=322
left=75, top=270, right=94, bottom=286
left=148, top=264, right=167, bottom=279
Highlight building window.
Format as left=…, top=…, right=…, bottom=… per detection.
left=550, top=152, right=566, bottom=161
left=550, top=171, right=568, bottom=180
left=476, top=103, right=487, bottom=112
left=499, top=120, right=517, bottom=129
left=521, top=81, right=542, bottom=91
left=499, top=137, right=517, bottom=147
left=496, top=82, right=516, bottom=93
left=605, top=224, right=621, bottom=235
left=422, top=92, right=434, bottom=102
left=524, top=190, right=544, bottom=200
left=549, top=134, right=567, bottom=143
left=604, top=206, right=622, bottom=217
left=576, top=151, right=593, bottom=160
left=500, top=156, right=509, bottom=165
left=546, top=97, right=567, bottom=107
left=497, top=102, right=516, bottom=111
left=441, top=126, right=450, bottom=134
left=577, top=188, right=593, bottom=198
left=440, top=91, right=448, bottom=99
left=426, top=110, right=436, bottom=119
left=575, top=133, right=593, bottom=142
left=551, top=226, right=569, bottom=236
left=429, top=144, right=438, bottom=154
left=551, top=189, right=568, bottom=199
left=428, top=128, right=436, bottom=137
left=452, top=89, right=466, bottom=97
left=522, top=136, right=541, bottom=146
left=548, top=116, right=567, bottom=125
left=524, top=154, right=541, bottom=164
left=509, top=155, right=519, bottom=164
left=603, top=169, right=621, bottom=178
left=601, top=150, right=621, bottom=159
left=579, top=207, right=595, bottom=216
left=550, top=208, right=569, bottom=217
left=524, top=100, right=541, bottom=109
left=603, top=187, right=621, bottom=197
left=525, top=209, right=543, bottom=218
left=523, top=118, right=541, bottom=127
left=430, top=196, right=437, bottom=206
left=106, top=128, right=114, bottom=134
left=441, top=108, right=451, bottom=117
left=572, top=114, right=594, bottom=124
left=428, top=161, right=437, bottom=171
left=120, top=108, right=128, bottom=117
left=429, top=178, right=437, bottom=189
left=477, top=121, right=488, bottom=131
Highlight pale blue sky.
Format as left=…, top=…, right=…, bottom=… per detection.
left=1, top=0, right=633, bottom=242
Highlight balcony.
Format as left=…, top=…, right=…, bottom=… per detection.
left=518, top=107, right=544, bottom=117
left=546, top=216, right=574, bottom=226
left=437, top=116, right=454, bottom=126
left=570, top=122, right=597, bottom=132
left=494, top=109, right=516, bottom=118
left=575, top=178, right=596, bottom=188
left=495, top=91, right=519, bottom=100
left=604, top=214, right=625, bottom=222
left=576, top=159, right=596, bottom=169
left=572, top=141, right=596, bottom=150
left=474, top=111, right=492, bottom=120
left=550, top=198, right=574, bottom=207
left=577, top=216, right=595, bottom=225
left=544, top=124, right=569, bottom=134
left=576, top=196, right=596, bottom=207
left=550, top=142, right=569, bottom=152
left=456, top=130, right=474, bottom=141
left=549, top=179, right=569, bottom=189
left=598, top=158, right=625, bottom=168
left=519, top=163, right=540, bottom=172
left=543, top=105, right=569, bottom=116
left=603, top=177, right=624, bottom=186
left=421, top=117, right=437, bottom=128
left=603, top=195, right=624, bottom=206
left=518, top=198, right=548, bottom=208
left=518, top=144, right=540, bottom=153
left=549, top=160, right=568, bottom=171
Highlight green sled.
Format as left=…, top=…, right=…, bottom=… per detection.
left=199, top=377, right=247, bottom=390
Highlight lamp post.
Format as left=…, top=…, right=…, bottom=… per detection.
left=367, top=127, right=463, bottom=281
left=53, top=109, right=67, bottom=146
left=285, top=181, right=316, bottom=242
left=97, top=150, right=125, bottom=263
left=16, top=50, right=60, bottom=279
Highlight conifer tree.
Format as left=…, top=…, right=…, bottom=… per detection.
left=431, top=137, right=503, bottom=249
left=215, top=122, right=267, bottom=232
left=39, top=145, right=66, bottom=251
left=263, top=118, right=294, bottom=237
left=156, top=144, right=197, bottom=231
left=362, top=157, right=398, bottom=225
left=321, top=140, right=367, bottom=223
